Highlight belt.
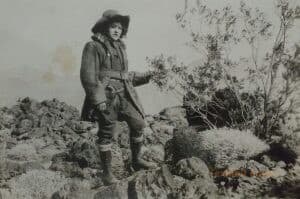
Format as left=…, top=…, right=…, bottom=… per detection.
left=99, top=71, right=128, bottom=94
left=99, top=71, right=128, bottom=80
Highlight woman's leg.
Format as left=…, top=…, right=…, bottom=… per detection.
left=119, top=96, right=157, bottom=171
left=96, top=103, right=119, bottom=185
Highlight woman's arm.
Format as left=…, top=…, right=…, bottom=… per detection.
left=80, top=41, right=107, bottom=105
left=128, top=71, right=154, bottom=87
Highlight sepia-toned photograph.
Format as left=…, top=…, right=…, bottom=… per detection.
left=0, top=0, right=299, bottom=198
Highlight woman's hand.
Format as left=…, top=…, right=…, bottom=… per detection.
left=96, top=102, right=107, bottom=111
left=144, top=70, right=155, bottom=79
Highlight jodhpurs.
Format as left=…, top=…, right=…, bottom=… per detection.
left=95, top=88, right=145, bottom=151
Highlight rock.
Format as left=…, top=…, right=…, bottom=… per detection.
left=37, top=144, right=65, bottom=168
left=260, top=155, right=276, bottom=169
left=244, top=160, right=270, bottom=178
left=159, top=106, right=188, bottom=128
left=171, top=127, right=270, bottom=169
left=68, top=121, right=94, bottom=134
left=128, top=165, right=176, bottom=199
left=69, top=138, right=100, bottom=169
left=173, top=157, right=211, bottom=180
left=268, top=179, right=300, bottom=199
left=51, top=142, right=127, bottom=179
left=4, top=170, right=68, bottom=199
left=145, top=115, right=155, bottom=123
left=11, top=98, right=80, bottom=140
left=0, top=160, right=44, bottom=182
left=143, top=144, right=165, bottom=164
left=41, top=98, right=79, bottom=120
left=174, top=177, right=218, bottom=199
left=21, top=161, right=44, bottom=171
left=39, top=113, right=57, bottom=128
left=171, top=158, right=218, bottom=198
left=147, top=122, right=174, bottom=146
left=213, top=160, right=275, bottom=197
left=0, top=188, right=12, bottom=199
left=94, top=181, right=129, bottom=199
left=0, top=129, right=10, bottom=157
left=51, top=179, right=96, bottom=199
left=0, top=160, right=27, bottom=181
left=0, top=109, right=15, bottom=129
left=269, top=167, right=287, bottom=178
left=277, top=161, right=286, bottom=168
left=1, top=97, right=296, bottom=198
left=222, top=160, right=270, bottom=178
left=12, top=119, right=33, bottom=136
left=6, top=143, right=38, bottom=161
left=19, top=98, right=41, bottom=114
left=50, top=160, right=85, bottom=179
left=50, top=152, right=85, bottom=178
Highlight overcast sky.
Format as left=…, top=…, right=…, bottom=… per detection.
left=0, top=0, right=299, bottom=114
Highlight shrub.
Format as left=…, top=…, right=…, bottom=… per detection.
left=148, top=0, right=300, bottom=144
left=171, top=127, right=270, bottom=169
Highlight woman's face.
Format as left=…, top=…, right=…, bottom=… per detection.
left=108, top=22, right=123, bottom=41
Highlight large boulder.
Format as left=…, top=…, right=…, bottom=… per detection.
left=128, top=165, right=176, bottom=199
left=171, top=157, right=218, bottom=199
left=170, top=127, right=270, bottom=169
left=173, top=157, right=211, bottom=180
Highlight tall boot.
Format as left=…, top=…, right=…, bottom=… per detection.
left=99, top=150, right=118, bottom=185
left=131, top=140, right=157, bottom=171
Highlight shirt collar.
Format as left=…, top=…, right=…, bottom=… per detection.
left=91, top=33, right=126, bottom=49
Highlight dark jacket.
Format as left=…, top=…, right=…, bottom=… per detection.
left=80, top=34, right=151, bottom=121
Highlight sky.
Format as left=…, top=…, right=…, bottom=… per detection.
left=0, top=0, right=299, bottom=114
left=0, top=0, right=196, bottom=114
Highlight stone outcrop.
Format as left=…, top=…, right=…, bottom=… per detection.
left=0, top=98, right=299, bottom=199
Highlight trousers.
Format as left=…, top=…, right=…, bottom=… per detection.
left=95, top=86, right=146, bottom=151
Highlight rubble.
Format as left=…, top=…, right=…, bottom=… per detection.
left=0, top=97, right=299, bottom=199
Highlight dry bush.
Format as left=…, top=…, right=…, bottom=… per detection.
left=172, top=127, right=270, bottom=169
left=147, top=0, right=300, bottom=148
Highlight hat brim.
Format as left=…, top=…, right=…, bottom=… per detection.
left=91, top=15, right=130, bottom=35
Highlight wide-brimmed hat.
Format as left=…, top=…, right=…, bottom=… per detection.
left=91, top=9, right=130, bottom=36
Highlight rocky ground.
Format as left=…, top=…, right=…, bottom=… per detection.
left=0, top=98, right=299, bottom=199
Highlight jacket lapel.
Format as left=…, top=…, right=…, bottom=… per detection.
left=91, top=33, right=128, bottom=71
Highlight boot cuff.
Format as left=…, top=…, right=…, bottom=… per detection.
left=131, top=135, right=143, bottom=143
left=98, top=143, right=112, bottom=151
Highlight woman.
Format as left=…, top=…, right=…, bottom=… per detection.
left=80, top=9, right=156, bottom=185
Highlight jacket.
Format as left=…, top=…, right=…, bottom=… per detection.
left=80, top=34, right=151, bottom=121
